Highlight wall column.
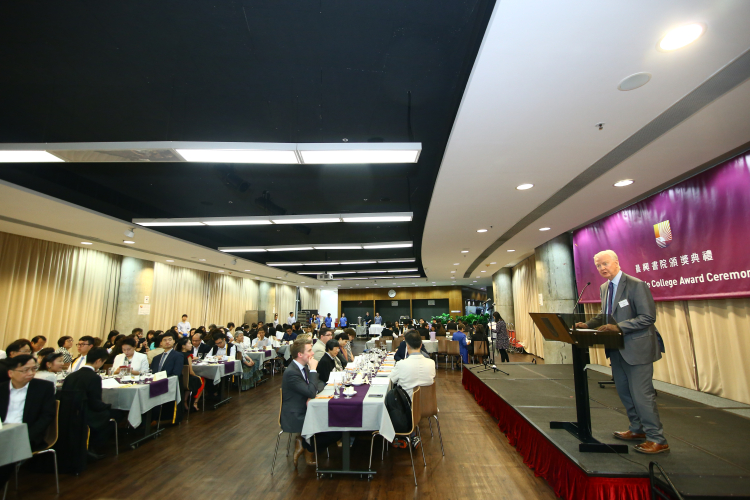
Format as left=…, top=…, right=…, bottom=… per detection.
left=492, top=267, right=515, bottom=326
left=259, top=281, right=275, bottom=324
left=535, top=233, right=577, bottom=363
left=114, top=257, right=154, bottom=335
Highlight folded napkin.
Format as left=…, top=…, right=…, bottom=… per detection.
left=315, top=395, right=334, bottom=400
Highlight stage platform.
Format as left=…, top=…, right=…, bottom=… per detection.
left=462, top=363, right=750, bottom=500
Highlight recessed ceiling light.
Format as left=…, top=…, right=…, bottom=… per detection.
left=481, top=270, right=486, bottom=273
left=199, top=258, right=206, bottom=261
left=451, top=271, right=456, bottom=273
left=244, top=269, right=251, bottom=271
left=617, top=73, right=651, bottom=91
left=516, top=183, right=534, bottom=190
left=218, top=270, right=224, bottom=272
left=0, top=151, right=64, bottom=162
left=475, top=276, right=480, bottom=278
left=432, top=282, right=436, bottom=283
left=490, top=262, right=496, bottom=264
left=123, top=240, right=135, bottom=244
left=166, top=259, right=174, bottom=262
left=176, top=148, right=298, bottom=164
left=301, top=281, right=305, bottom=283
left=477, top=229, right=488, bottom=233
left=614, top=179, right=634, bottom=187
left=659, top=23, right=705, bottom=51
left=507, top=249, right=516, bottom=252
left=539, top=227, right=551, bottom=231
left=81, top=242, right=92, bottom=245
left=473, top=280, right=477, bottom=282
left=453, top=263, right=459, bottom=266
left=461, top=250, right=469, bottom=253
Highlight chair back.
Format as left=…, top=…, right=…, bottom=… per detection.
left=474, top=341, right=488, bottom=357
left=181, top=364, right=191, bottom=389
left=393, top=336, right=404, bottom=353
left=447, top=340, right=460, bottom=356
left=277, top=388, right=283, bottom=428
left=420, top=381, right=438, bottom=419
left=408, top=387, right=422, bottom=435
left=437, top=337, right=448, bottom=354
left=38, top=400, right=60, bottom=452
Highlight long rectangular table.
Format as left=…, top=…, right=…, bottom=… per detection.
left=193, top=361, right=242, bottom=409
left=0, top=423, right=32, bottom=467
left=365, top=339, right=439, bottom=354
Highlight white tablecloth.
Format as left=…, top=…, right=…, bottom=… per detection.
left=102, top=376, right=181, bottom=428
left=0, top=423, right=32, bottom=467
left=379, top=339, right=438, bottom=354
left=369, top=324, right=384, bottom=337
left=192, top=361, right=243, bottom=385
left=301, top=382, right=395, bottom=443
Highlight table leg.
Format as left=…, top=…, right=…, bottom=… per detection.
left=314, top=431, right=377, bottom=478
left=129, top=408, right=164, bottom=449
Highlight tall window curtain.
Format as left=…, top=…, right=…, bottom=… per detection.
left=275, top=284, right=297, bottom=321
left=0, top=232, right=120, bottom=348
left=150, top=263, right=210, bottom=331
left=511, top=256, right=543, bottom=357
left=205, top=274, right=260, bottom=327
left=300, top=287, right=321, bottom=310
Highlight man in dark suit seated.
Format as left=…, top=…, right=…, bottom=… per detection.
left=150, top=332, right=183, bottom=378
left=282, top=339, right=340, bottom=467
left=190, top=332, right=211, bottom=358
left=0, top=354, right=57, bottom=487
left=60, top=347, right=116, bottom=460
left=316, top=339, right=343, bottom=390
left=394, top=330, right=430, bottom=361
left=282, top=326, right=298, bottom=342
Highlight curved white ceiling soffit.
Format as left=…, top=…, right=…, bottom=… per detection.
left=422, top=0, right=750, bottom=283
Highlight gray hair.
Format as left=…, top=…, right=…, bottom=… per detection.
left=594, top=250, right=618, bottom=262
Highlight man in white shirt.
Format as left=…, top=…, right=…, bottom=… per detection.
left=288, top=312, right=296, bottom=325
left=389, top=331, right=436, bottom=399
left=113, top=338, right=150, bottom=375
left=207, top=331, right=237, bottom=359
left=252, top=328, right=272, bottom=348
left=70, top=336, right=95, bottom=372
left=312, top=329, right=333, bottom=362
left=177, top=314, right=191, bottom=336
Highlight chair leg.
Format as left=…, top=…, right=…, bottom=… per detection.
left=3, top=479, right=8, bottom=500
left=286, top=433, right=292, bottom=457
left=51, top=449, right=59, bottom=494
left=271, top=430, right=282, bottom=475
left=314, top=435, right=319, bottom=476
left=417, top=426, right=426, bottom=466
left=381, top=435, right=386, bottom=461
left=428, top=416, right=434, bottom=437
left=408, top=438, right=418, bottom=486
left=368, top=433, right=377, bottom=470
left=186, top=391, right=192, bottom=421
left=111, top=418, right=119, bottom=456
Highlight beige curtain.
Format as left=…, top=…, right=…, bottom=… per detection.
left=300, top=287, right=321, bottom=310
left=0, top=232, right=120, bottom=349
left=275, top=284, right=297, bottom=321
left=511, top=256, right=543, bottom=357
left=205, top=274, right=260, bottom=327
left=149, top=263, right=210, bottom=331
left=688, top=298, right=750, bottom=404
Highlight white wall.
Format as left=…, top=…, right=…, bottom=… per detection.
left=319, top=289, right=339, bottom=319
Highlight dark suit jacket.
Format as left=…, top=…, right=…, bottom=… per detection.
left=416, top=327, right=429, bottom=340
left=282, top=332, right=298, bottom=342
left=151, top=349, right=183, bottom=378
left=0, top=379, right=56, bottom=450
left=394, top=341, right=429, bottom=362
left=192, top=343, right=211, bottom=357
left=60, top=367, right=112, bottom=430
left=316, top=353, right=342, bottom=386
left=280, top=362, right=318, bottom=433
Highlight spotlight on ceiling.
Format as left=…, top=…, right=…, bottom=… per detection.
left=659, top=23, right=705, bottom=51
left=614, top=179, right=634, bottom=187
left=124, top=228, right=135, bottom=238
left=516, top=184, right=534, bottom=190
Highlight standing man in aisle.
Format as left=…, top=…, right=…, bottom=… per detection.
left=576, top=250, right=667, bottom=454
left=178, top=314, right=191, bottom=336
left=288, top=312, right=296, bottom=325
left=324, top=313, right=333, bottom=328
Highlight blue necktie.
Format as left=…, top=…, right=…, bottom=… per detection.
left=606, top=281, right=615, bottom=316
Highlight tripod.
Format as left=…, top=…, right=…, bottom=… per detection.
left=476, top=319, right=509, bottom=375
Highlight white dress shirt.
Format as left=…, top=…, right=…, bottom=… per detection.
left=389, top=352, right=436, bottom=399
left=177, top=321, right=191, bottom=335
left=71, top=354, right=87, bottom=372
left=252, top=337, right=271, bottom=348
left=288, top=316, right=296, bottom=325
left=113, top=352, right=150, bottom=373
left=6, top=381, right=30, bottom=423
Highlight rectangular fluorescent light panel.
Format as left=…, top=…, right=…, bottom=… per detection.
left=219, top=248, right=267, bottom=252
left=387, top=269, right=419, bottom=273
left=0, top=151, right=64, bottom=162
left=363, top=243, right=413, bottom=249
left=266, top=263, right=304, bottom=266
left=303, top=262, right=339, bottom=266
left=266, top=247, right=314, bottom=252
left=299, top=149, right=420, bottom=164
left=203, top=220, right=272, bottom=226
left=271, top=218, right=341, bottom=224
left=176, top=149, right=298, bottom=164
left=137, top=221, right=205, bottom=227
left=313, top=245, right=363, bottom=250
left=357, top=270, right=387, bottom=274
left=342, top=215, right=412, bottom=223
left=329, top=271, right=357, bottom=275
left=337, top=261, right=377, bottom=265
left=378, top=259, right=416, bottom=263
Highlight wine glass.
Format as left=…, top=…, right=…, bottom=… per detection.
left=333, top=380, right=341, bottom=399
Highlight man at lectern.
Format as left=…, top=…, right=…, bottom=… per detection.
left=575, top=250, right=668, bottom=454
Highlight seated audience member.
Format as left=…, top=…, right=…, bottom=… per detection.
left=105, top=334, right=127, bottom=364
left=103, top=330, right=120, bottom=350
left=131, top=327, right=145, bottom=351
left=452, top=324, right=470, bottom=364
left=150, top=332, right=182, bottom=378
left=191, top=332, right=211, bottom=358
left=390, top=331, right=436, bottom=399
left=416, top=323, right=429, bottom=340
left=70, top=336, right=95, bottom=372
left=248, top=323, right=259, bottom=341
left=392, top=321, right=403, bottom=337
left=233, top=331, right=261, bottom=390
left=235, top=329, right=252, bottom=350
left=446, top=321, right=457, bottom=332
left=336, top=332, right=352, bottom=366
left=176, top=338, right=204, bottom=412
left=469, top=324, right=489, bottom=355
left=92, top=337, right=102, bottom=348
left=316, top=339, right=343, bottom=389
left=380, top=322, right=393, bottom=339
left=394, top=330, right=430, bottom=361
left=5, top=339, right=33, bottom=358
left=144, top=330, right=157, bottom=351
left=282, top=339, right=340, bottom=467
left=207, top=330, right=236, bottom=359
left=56, top=336, right=74, bottom=364
left=292, top=322, right=303, bottom=336
left=342, top=328, right=356, bottom=362
left=113, top=337, right=150, bottom=375
left=30, top=335, right=47, bottom=355
left=282, top=326, right=298, bottom=342
left=252, top=327, right=272, bottom=348
left=60, top=347, right=115, bottom=459
left=312, top=329, right=333, bottom=361
left=35, top=350, right=65, bottom=390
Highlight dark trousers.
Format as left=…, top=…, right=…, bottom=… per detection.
left=498, top=349, right=509, bottom=363
left=301, top=432, right=342, bottom=452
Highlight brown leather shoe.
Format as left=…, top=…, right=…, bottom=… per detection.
left=304, top=449, right=317, bottom=466
left=613, top=430, right=646, bottom=441
left=634, top=441, right=670, bottom=454
left=293, top=436, right=304, bottom=467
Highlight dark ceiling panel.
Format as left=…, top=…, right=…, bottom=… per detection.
left=0, top=0, right=497, bottom=274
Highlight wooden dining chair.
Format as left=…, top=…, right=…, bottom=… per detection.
left=271, top=388, right=294, bottom=475
left=13, top=401, right=61, bottom=494
left=392, top=336, right=404, bottom=353
left=446, top=341, right=461, bottom=370
left=472, top=341, right=488, bottom=365
left=419, top=382, right=444, bottom=456
left=368, top=387, right=426, bottom=486
left=437, top=337, right=448, bottom=367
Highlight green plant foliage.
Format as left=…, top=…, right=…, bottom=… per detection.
left=431, top=312, right=490, bottom=325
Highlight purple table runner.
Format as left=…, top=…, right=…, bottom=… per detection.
left=328, top=386, right=368, bottom=427
left=149, top=378, right=169, bottom=398
left=223, top=361, right=236, bottom=373
left=265, top=349, right=273, bottom=358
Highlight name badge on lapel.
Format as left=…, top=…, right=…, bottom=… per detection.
left=619, top=299, right=629, bottom=308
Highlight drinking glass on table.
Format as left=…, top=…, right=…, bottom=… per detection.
left=333, top=380, right=341, bottom=399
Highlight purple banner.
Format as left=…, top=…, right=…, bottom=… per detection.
left=573, top=152, right=750, bottom=302
left=149, top=378, right=169, bottom=398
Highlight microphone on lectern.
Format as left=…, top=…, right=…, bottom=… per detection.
left=573, top=282, right=591, bottom=312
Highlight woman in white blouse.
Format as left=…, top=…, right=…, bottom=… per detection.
left=35, top=350, right=66, bottom=391
left=113, top=337, right=150, bottom=374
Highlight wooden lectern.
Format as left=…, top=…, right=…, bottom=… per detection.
left=530, top=312, right=628, bottom=454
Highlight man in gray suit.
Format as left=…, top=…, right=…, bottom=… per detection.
left=576, top=250, right=668, bottom=454
left=282, top=338, right=341, bottom=467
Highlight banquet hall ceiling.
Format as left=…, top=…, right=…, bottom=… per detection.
left=0, top=0, right=496, bottom=280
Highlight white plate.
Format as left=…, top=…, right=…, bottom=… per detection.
left=351, top=381, right=365, bottom=386
left=344, top=390, right=357, bottom=395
